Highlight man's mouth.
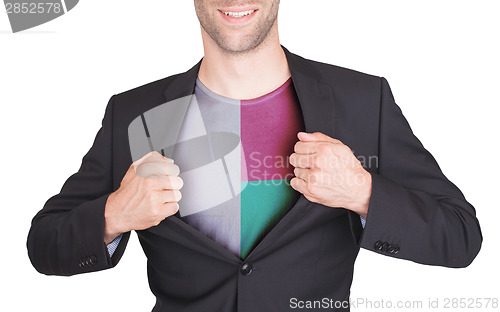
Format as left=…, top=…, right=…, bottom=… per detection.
left=220, top=9, right=256, bottom=18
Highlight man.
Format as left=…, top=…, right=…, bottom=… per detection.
left=27, top=1, right=482, bottom=311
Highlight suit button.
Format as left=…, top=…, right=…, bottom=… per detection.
left=240, top=263, right=253, bottom=276
left=374, top=241, right=383, bottom=250
left=387, top=244, right=395, bottom=254
left=393, top=245, right=400, bottom=254
left=381, top=242, right=389, bottom=252
left=89, top=256, right=97, bottom=265
left=79, top=258, right=87, bottom=267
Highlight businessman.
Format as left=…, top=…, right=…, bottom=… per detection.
left=27, top=1, right=482, bottom=311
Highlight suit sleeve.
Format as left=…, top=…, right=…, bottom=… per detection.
left=351, top=77, right=482, bottom=268
left=27, top=95, right=130, bottom=276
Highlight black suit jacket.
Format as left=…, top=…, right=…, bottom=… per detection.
left=27, top=46, right=482, bottom=311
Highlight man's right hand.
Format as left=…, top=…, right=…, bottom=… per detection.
left=103, top=151, right=183, bottom=244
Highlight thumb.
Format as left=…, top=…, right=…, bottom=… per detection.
left=133, top=151, right=161, bottom=167
left=297, top=132, right=340, bottom=143
left=134, top=151, right=173, bottom=166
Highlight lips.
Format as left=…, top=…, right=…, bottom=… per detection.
left=218, top=8, right=258, bottom=24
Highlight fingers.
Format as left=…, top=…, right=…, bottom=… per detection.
left=290, top=176, right=306, bottom=192
left=297, top=131, right=342, bottom=144
left=135, top=160, right=180, bottom=179
left=294, top=139, right=344, bottom=155
left=290, top=177, right=317, bottom=201
left=293, top=167, right=310, bottom=181
left=134, top=151, right=162, bottom=166
left=162, top=202, right=180, bottom=216
left=289, top=153, right=316, bottom=168
left=143, top=175, right=183, bottom=193
left=133, top=151, right=157, bottom=166
left=159, top=196, right=181, bottom=220
left=294, top=167, right=324, bottom=185
left=158, top=189, right=182, bottom=203
left=163, top=158, right=174, bottom=164
left=141, top=152, right=174, bottom=165
left=294, top=141, right=319, bottom=154
left=294, top=141, right=316, bottom=154
left=164, top=163, right=180, bottom=176
left=160, top=175, right=184, bottom=190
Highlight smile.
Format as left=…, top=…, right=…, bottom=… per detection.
left=220, top=10, right=256, bottom=18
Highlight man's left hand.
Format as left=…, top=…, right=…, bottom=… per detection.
left=289, top=132, right=372, bottom=219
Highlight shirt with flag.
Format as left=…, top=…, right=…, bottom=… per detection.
left=175, top=77, right=304, bottom=259
left=106, top=77, right=366, bottom=259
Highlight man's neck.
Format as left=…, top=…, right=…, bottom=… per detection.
left=197, top=29, right=291, bottom=100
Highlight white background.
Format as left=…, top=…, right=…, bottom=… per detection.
left=1, top=0, right=499, bottom=311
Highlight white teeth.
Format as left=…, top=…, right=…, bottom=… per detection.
left=222, top=10, right=255, bottom=18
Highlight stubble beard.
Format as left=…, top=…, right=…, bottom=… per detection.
left=195, top=1, right=280, bottom=55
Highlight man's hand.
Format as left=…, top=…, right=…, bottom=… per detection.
left=103, top=151, right=183, bottom=244
left=289, top=132, right=372, bottom=219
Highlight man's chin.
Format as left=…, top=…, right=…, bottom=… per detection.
left=215, top=35, right=267, bottom=55
left=220, top=44, right=259, bottom=55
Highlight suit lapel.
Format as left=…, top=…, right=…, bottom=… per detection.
left=157, top=47, right=338, bottom=261
left=283, top=46, right=337, bottom=137
left=163, top=60, right=201, bottom=102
